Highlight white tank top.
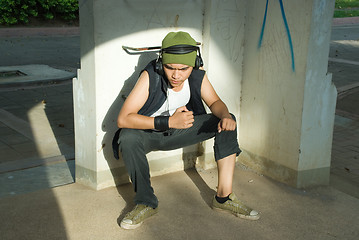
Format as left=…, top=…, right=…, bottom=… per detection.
left=150, top=80, right=191, bottom=117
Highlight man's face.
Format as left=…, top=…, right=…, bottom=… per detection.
left=163, top=63, right=193, bottom=89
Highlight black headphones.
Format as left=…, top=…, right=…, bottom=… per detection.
left=155, top=44, right=203, bottom=76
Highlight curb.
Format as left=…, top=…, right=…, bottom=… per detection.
left=0, top=65, right=76, bottom=89
left=0, top=17, right=357, bottom=38
left=0, top=78, right=73, bottom=91
left=332, top=16, right=359, bottom=26
left=0, top=27, right=79, bottom=38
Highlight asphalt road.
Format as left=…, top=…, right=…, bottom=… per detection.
left=0, top=35, right=80, bottom=73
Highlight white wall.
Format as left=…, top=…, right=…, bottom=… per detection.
left=75, top=0, right=246, bottom=189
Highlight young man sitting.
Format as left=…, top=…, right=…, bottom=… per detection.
left=115, top=31, right=260, bottom=230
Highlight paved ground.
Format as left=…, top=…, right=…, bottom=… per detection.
left=327, top=21, right=359, bottom=198
left=1, top=167, right=359, bottom=240
left=0, top=29, right=79, bottom=196
left=0, top=18, right=358, bottom=239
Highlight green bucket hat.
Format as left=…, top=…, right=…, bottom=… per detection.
left=161, top=31, right=197, bottom=67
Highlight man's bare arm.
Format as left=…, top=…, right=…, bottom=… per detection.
left=117, top=71, right=155, bottom=129
left=201, top=74, right=236, bottom=132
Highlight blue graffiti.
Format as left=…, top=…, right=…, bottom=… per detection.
left=258, top=0, right=295, bottom=72
left=258, top=0, right=269, bottom=49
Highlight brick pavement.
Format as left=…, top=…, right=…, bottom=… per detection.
left=330, top=102, right=359, bottom=197
left=328, top=20, right=359, bottom=195
left=0, top=83, right=74, bottom=168
left=331, top=114, right=359, bottom=191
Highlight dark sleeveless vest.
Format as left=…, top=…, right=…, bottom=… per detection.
left=112, top=60, right=206, bottom=159
left=138, top=60, right=206, bottom=116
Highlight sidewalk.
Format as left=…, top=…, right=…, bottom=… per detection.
left=1, top=166, right=358, bottom=240
left=327, top=20, right=359, bottom=199
left=0, top=19, right=359, bottom=239
left=0, top=27, right=79, bottom=196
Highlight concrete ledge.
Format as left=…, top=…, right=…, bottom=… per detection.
left=239, top=150, right=330, bottom=188
left=0, top=160, right=75, bottom=198
left=0, top=27, right=79, bottom=38
left=76, top=150, right=206, bottom=190
left=75, top=165, right=99, bottom=190
left=297, top=167, right=330, bottom=187
left=332, top=17, right=359, bottom=26
left=0, top=65, right=75, bottom=87
left=75, top=165, right=131, bottom=190
left=0, top=154, right=74, bottom=174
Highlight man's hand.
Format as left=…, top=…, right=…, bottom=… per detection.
left=169, top=106, right=194, bottom=129
left=218, top=116, right=236, bottom=133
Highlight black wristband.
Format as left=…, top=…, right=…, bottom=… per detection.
left=154, top=116, right=169, bottom=131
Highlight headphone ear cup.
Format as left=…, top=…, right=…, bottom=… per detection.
left=194, top=55, right=203, bottom=70
left=155, top=57, right=164, bottom=76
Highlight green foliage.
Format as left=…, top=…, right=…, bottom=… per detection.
left=334, top=9, right=359, bottom=18
left=0, top=0, right=78, bottom=25
left=334, top=0, right=359, bottom=18
left=335, top=0, right=359, bottom=9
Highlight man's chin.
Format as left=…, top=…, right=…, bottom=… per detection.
left=169, top=81, right=183, bottom=87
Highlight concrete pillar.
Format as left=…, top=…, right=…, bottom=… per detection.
left=238, top=0, right=336, bottom=188
left=74, top=0, right=246, bottom=189
left=197, top=0, right=246, bottom=170
left=75, top=0, right=336, bottom=190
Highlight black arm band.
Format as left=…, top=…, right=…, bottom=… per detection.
left=154, top=116, right=170, bottom=131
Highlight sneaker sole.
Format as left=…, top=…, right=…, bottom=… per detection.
left=120, top=221, right=142, bottom=230
left=212, top=206, right=260, bottom=221
left=120, top=209, right=158, bottom=230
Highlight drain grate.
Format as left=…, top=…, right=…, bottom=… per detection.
left=0, top=70, right=27, bottom=78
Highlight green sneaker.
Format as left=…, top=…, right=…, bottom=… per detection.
left=120, top=204, right=158, bottom=229
left=212, top=193, right=260, bottom=220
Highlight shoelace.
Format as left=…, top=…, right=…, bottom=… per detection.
left=227, top=199, right=250, bottom=214
left=133, top=207, right=150, bottom=221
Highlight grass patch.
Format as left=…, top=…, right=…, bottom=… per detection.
left=334, top=9, right=359, bottom=17
left=335, top=0, right=359, bottom=9
left=335, top=0, right=359, bottom=17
